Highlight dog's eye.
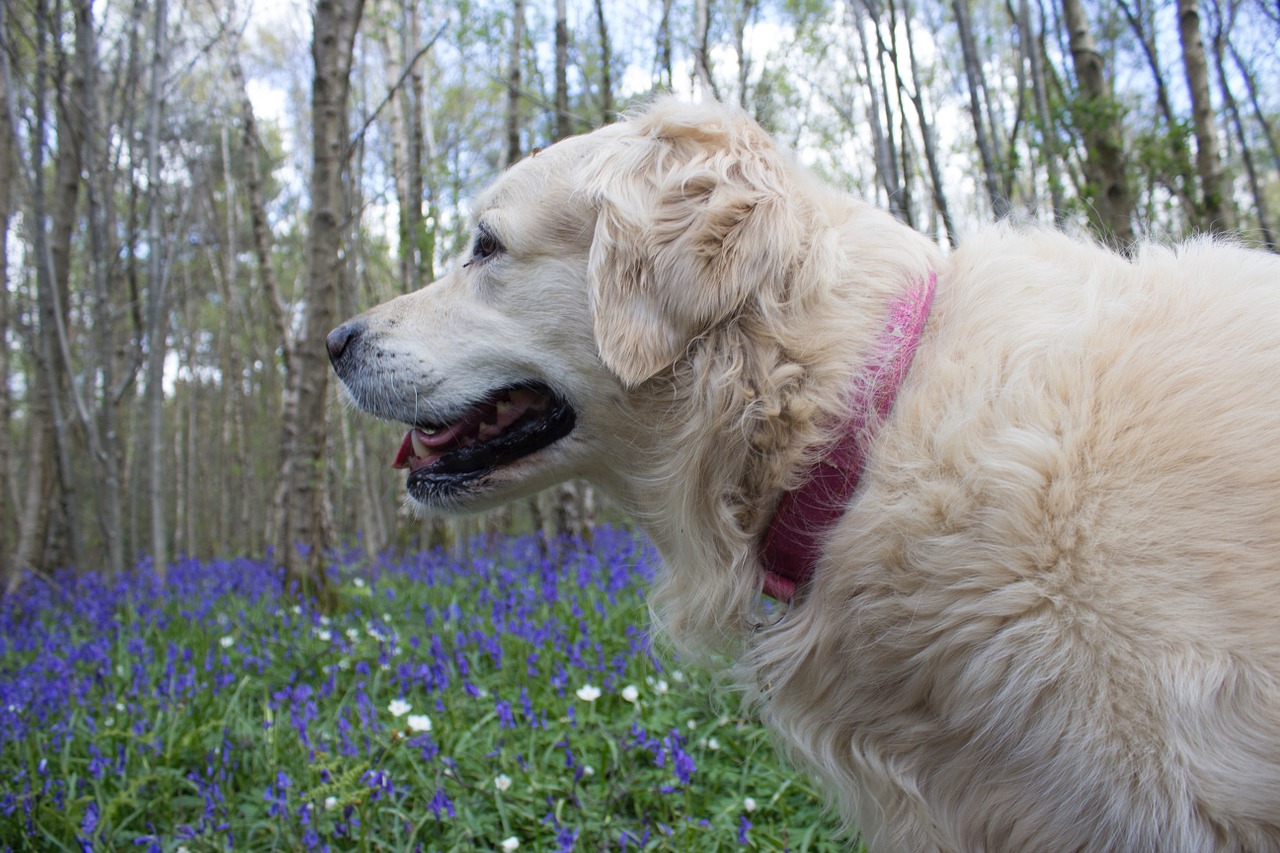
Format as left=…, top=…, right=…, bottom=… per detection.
left=465, top=225, right=503, bottom=267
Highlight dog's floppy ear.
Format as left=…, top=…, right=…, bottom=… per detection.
left=583, top=103, right=806, bottom=386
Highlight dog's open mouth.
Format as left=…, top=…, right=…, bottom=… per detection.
left=391, top=382, right=576, bottom=491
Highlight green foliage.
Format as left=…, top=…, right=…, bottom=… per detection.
left=0, top=533, right=855, bottom=851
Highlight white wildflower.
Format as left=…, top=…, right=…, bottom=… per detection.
left=575, top=684, right=602, bottom=702
left=495, top=773, right=512, bottom=792
left=500, top=837, right=520, bottom=853
left=387, top=698, right=412, bottom=717
left=744, top=796, right=757, bottom=813
left=406, top=714, right=432, bottom=733
left=219, top=635, right=234, bottom=648
left=655, top=679, right=669, bottom=695
left=325, top=796, right=339, bottom=811
left=621, top=684, right=640, bottom=703
left=707, top=737, right=721, bottom=751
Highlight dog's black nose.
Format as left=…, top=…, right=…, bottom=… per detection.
left=326, top=321, right=362, bottom=367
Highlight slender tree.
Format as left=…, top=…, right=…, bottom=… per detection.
left=1178, top=0, right=1232, bottom=232
left=0, top=0, right=14, bottom=569
left=277, top=0, right=366, bottom=602
left=953, top=0, right=1011, bottom=218
left=555, top=0, right=571, bottom=139
left=506, top=0, right=525, bottom=166
left=594, top=0, right=614, bottom=122
left=1060, top=0, right=1136, bottom=246
left=1019, top=0, right=1067, bottom=224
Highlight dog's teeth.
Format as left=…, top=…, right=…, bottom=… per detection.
left=411, top=431, right=430, bottom=457
left=422, top=426, right=440, bottom=435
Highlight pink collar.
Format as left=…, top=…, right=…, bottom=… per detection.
left=759, top=272, right=937, bottom=602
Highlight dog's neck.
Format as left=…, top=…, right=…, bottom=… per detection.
left=759, top=272, right=937, bottom=602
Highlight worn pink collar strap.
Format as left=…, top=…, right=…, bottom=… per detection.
left=759, top=272, right=937, bottom=602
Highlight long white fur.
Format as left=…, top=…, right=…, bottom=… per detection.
left=335, top=99, right=1280, bottom=851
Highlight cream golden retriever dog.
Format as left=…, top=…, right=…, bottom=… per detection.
left=328, top=99, right=1280, bottom=850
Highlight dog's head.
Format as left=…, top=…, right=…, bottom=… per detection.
left=328, top=99, right=811, bottom=511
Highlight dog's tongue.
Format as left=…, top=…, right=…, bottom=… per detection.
left=391, top=389, right=547, bottom=471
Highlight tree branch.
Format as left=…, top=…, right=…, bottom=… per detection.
left=345, top=22, right=446, bottom=166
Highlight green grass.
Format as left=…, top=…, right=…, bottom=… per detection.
left=0, top=530, right=856, bottom=851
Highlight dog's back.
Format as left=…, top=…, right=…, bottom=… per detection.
left=758, top=227, right=1280, bottom=851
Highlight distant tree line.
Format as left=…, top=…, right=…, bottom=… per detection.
left=1, top=0, right=1277, bottom=592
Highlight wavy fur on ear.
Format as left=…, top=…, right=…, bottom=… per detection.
left=580, top=99, right=943, bottom=657
left=581, top=101, right=813, bottom=386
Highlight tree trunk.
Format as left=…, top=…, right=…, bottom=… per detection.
left=144, top=0, right=170, bottom=577
left=953, top=0, right=1011, bottom=219
left=506, top=0, right=524, bottom=167
left=732, top=0, right=758, bottom=108
left=37, top=3, right=86, bottom=571
left=1116, top=0, right=1199, bottom=225
left=901, top=0, right=958, bottom=244
left=1020, top=0, right=1066, bottom=225
left=1228, top=43, right=1280, bottom=176
left=594, top=0, right=613, bottom=122
left=657, top=0, right=674, bottom=91
left=1178, top=0, right=1232, bottom=233
left=693, top=0, right=720, bottom=100
left=1211, top=16, right=1275, bottom=249
left=381, top=18, right=414, bottom=294
left=73, top=0, right=126, bottom=576
left=555, top=0, right=571, bottom=140
left=1060, top=0, right=1136, bottom=247
left=851, top=0, right=903, bottom=219
left=278, top=0, right=365, bottom=604
left=0, top=0, right=13, bottom=572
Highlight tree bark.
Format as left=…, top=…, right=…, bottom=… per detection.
left=0, top=0, right=13, bottom=571
left=693, top=0, right=720, bottom=100
left=1021, top=0, right=1066, bottom=224
left=657, top=0, right=674, bottom=91
left=1178, top=0, right=1232, bottom=233
left=1211, top=13, right=1275, bottom=248
left=73, top=0, right=126, bottom=576
left=594, top=0, right=613, bottom=122
left=851, top=0, right=903, bottom=219
left=144, top=0, right=170, bottom=577
left=278, top=0, right=365, bottom=604
left=506, top=0, right=524, bottom=167
left=1115, top=0, right=1199, bottom=224
left=953, top=0, right=1011, bottom=219
left=902, top=0, right=958, bottom=244
left=1060, top=0, right=1136, bottom=247
left=555, top=0, right=571, bottom=140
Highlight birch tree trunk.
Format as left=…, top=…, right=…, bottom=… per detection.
left=1116, top=0, right=1199, bottom=224
left=594, top=0, right=613, bottom=122
left=1177, top=0, right=1232, bottom=233
left=141, top=0, right=171, bottom=577
left=278, top=0, right=365, bottom=603
left=555, top=0, right=571, bottom=140
left=693, top=0, right=720, bottom=100
left=657, top=0, right=674, bottom=91
left=1020, top=0, right=1066, bottom=224
left=73, top=0, right=126, bottom=576
left=953, top=0, right=1011, bottom=219
left=902, top=0, right=958, bottom=244
left=1060, top=0, right=1136, bottom=247
left=0, top=1, right=13, bottom=570
left=850, top=0, right=903, bottom=218
left=1211, top=16, right=1275, bottom=248
left=506, top=0, right=524, bottom=167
